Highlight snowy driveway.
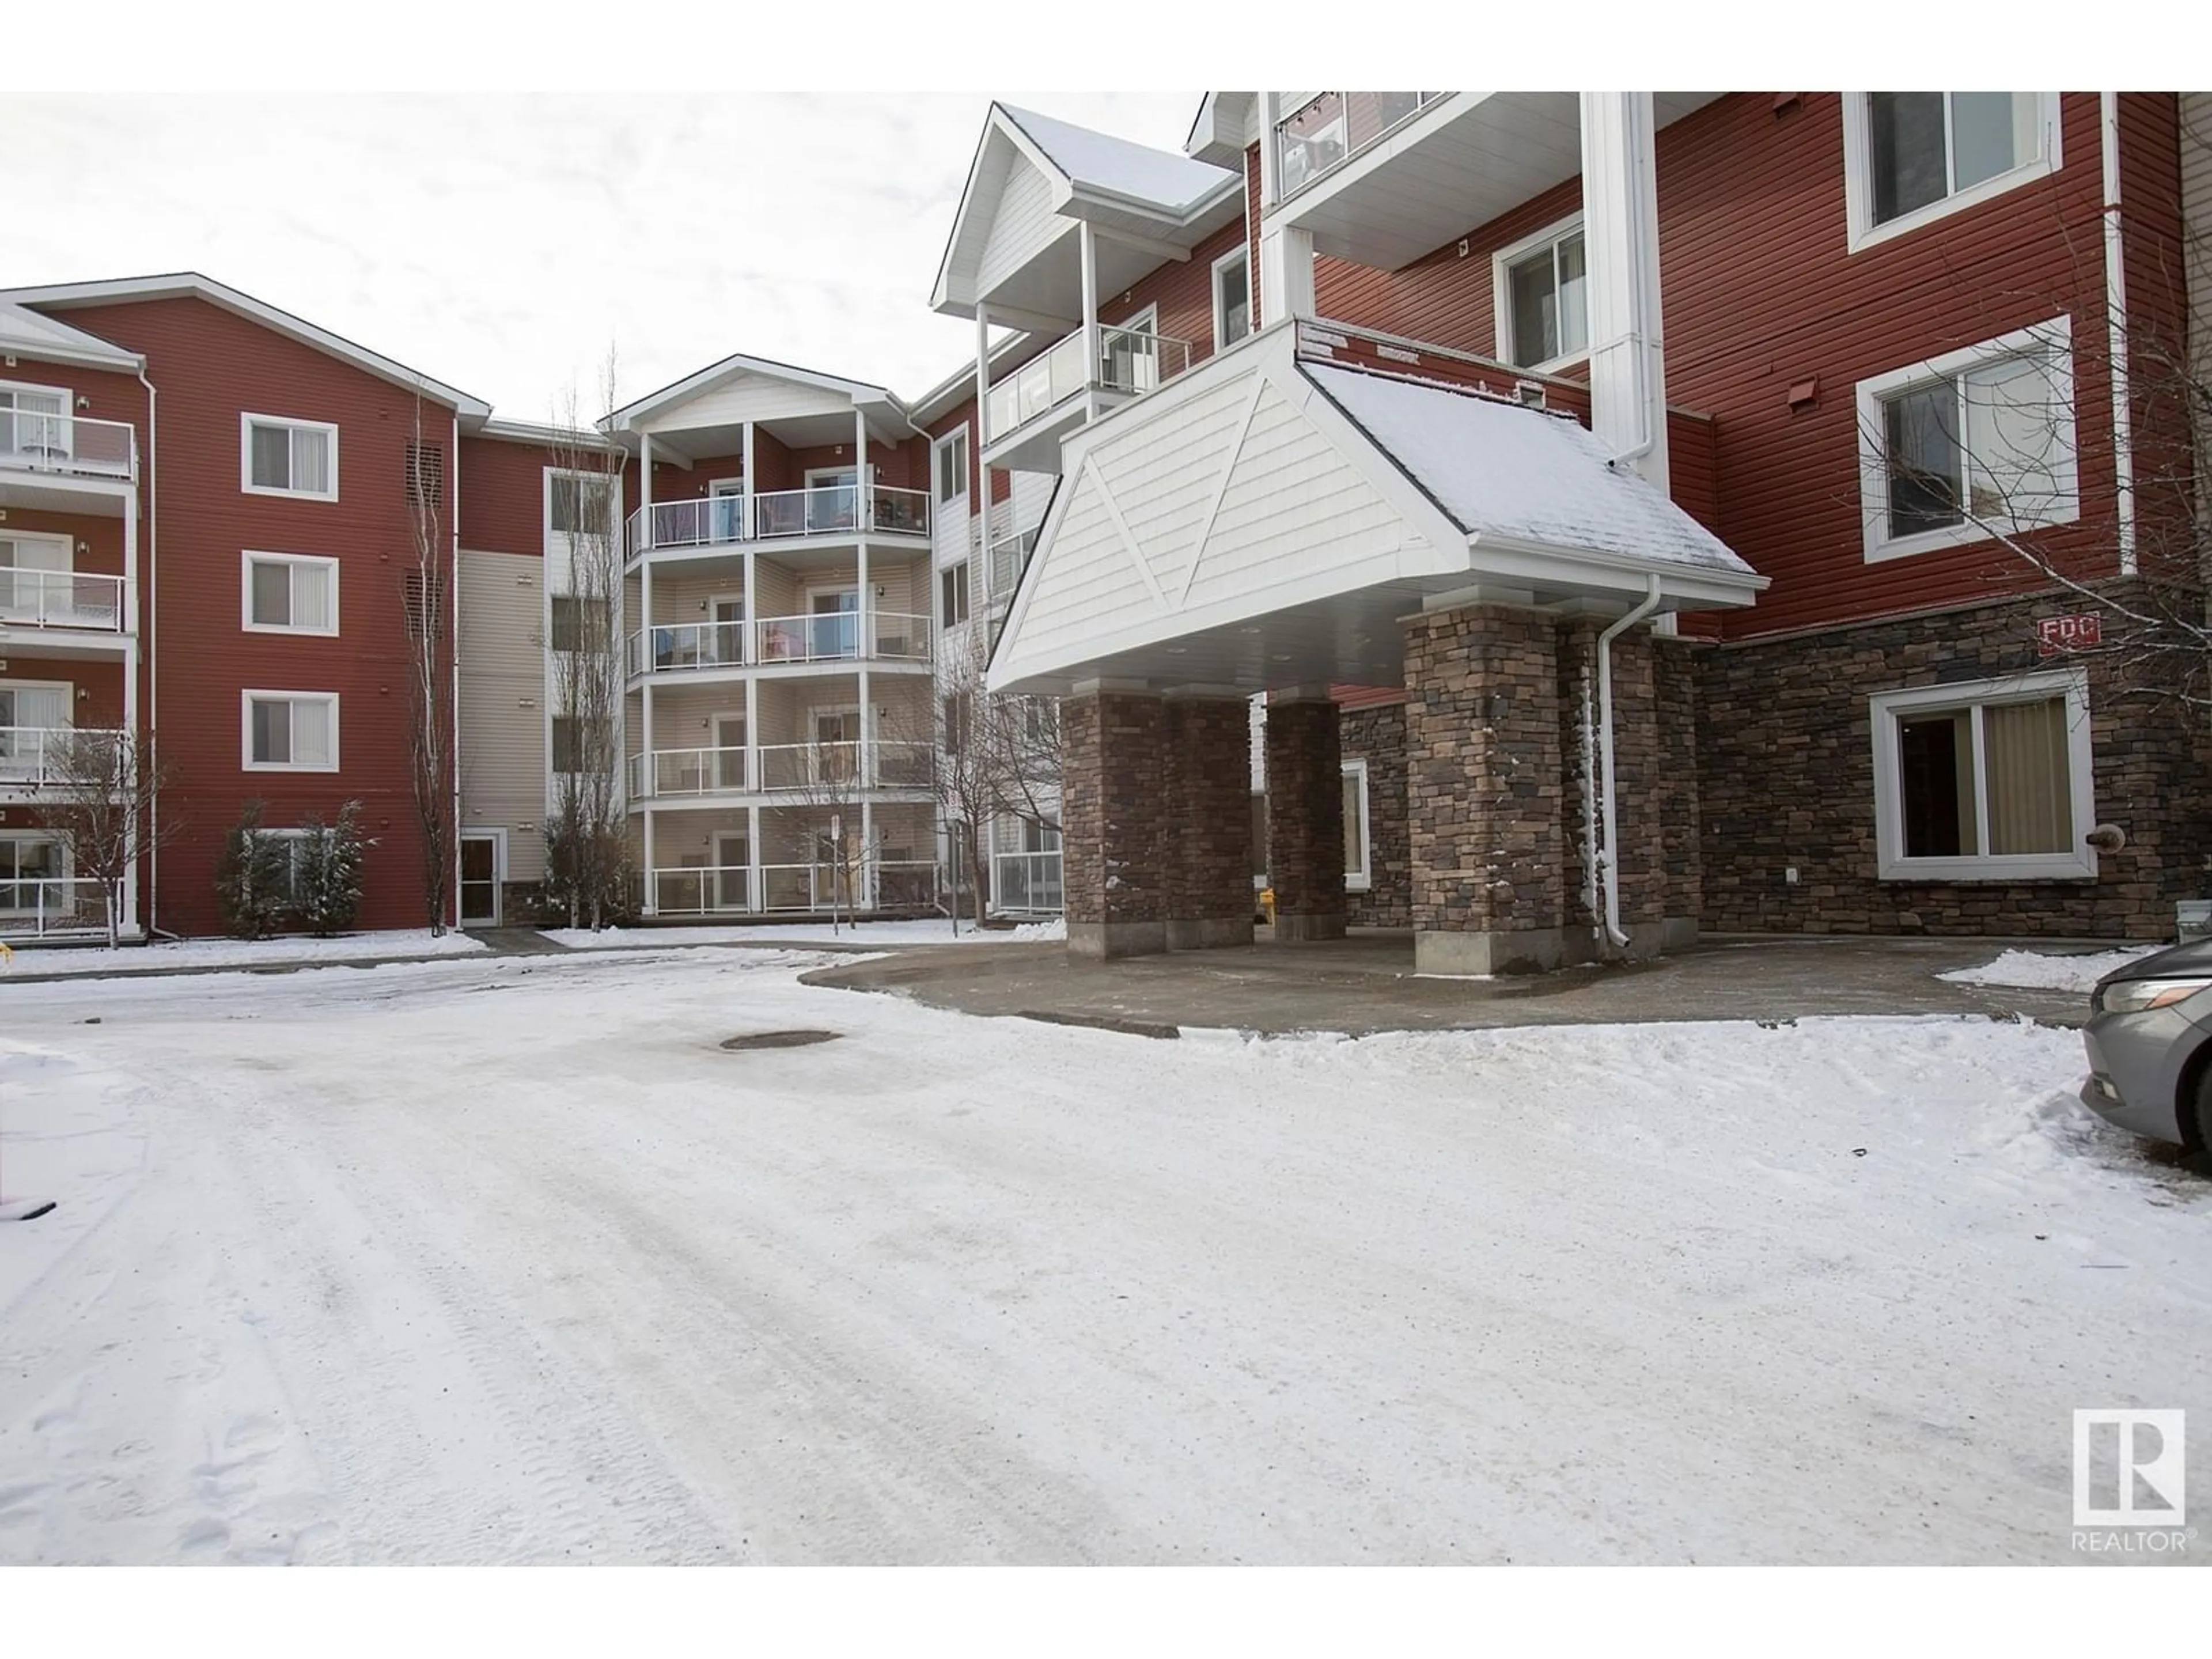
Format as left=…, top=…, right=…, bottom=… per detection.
left=0, top=951, right=2204, bottom=1565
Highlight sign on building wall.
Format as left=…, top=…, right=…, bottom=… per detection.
left=2036, top=614, right=2103, bottom=656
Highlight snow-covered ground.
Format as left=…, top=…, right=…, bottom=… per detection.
left=0, top=952, right=2203, bottom=1565
left=1938, top=945, right=2161, bottom=993
left=1, top=929, right=487, bottom=979
left=542, top=916, right=1064, bottom=950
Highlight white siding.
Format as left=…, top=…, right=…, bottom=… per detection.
left=976, top=153, right=1070, bottom=300
left=639, top=374, right=857, bottom=433
left=458, top=548, right=549, bottom=882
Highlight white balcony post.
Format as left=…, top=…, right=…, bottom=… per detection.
left=1080, top=221, right=1103, bottom=420
left=744, top=674, right=759, bottom=792
left=740, top=421, right=757, bottom=660
left=974, top=302, right=992, bottom=578
left=747, top=803, right=762, bottom=912
left=1257, top=92, right=1281, bottom=213
left=855, top=404, right=874, bottom=805
left=642, top=679, right=656, bottom=808
left=1580, top=90, right=1669, bottom=494
left=640, top=430, right=654, bottom=548
left=642, top=806, right=657, bottom=916
left=861, top=799, right=877, bottom=911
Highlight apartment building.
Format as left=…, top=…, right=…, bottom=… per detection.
left=963, top=93, right=2205, bottom=966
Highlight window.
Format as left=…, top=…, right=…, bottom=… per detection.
left=243, top=692, right=338, bottom=772
left=1844, top=93, right=2059, bottom=251
left=1857, top=317, right=2078, bottom=562
left=1, top=381, right=71, bottom=463
left=1342, top=760, right=1372, bottom=892
left=1870, top=671, right=2094, bottom=881
left=940, top=560, right=971, bottom=630
left=241, top=552, right=338, bottom=635
left=241, top=414, right=338, bottom=500
left=548, top=595, right=608, bottom=653
left=551, top=715, right=612, bottom=775
left=548, top=470, right=615, bottom=537
left=1213, top=247, right=1252, bottom=350
left=1493, top=215, right=1587, bottom=372
left=934, top=429, right=969, bottom=505
left=0, top=834, right=63, bottom=913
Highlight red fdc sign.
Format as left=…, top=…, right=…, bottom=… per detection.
left=2037, top=613, right=2103, bottom=656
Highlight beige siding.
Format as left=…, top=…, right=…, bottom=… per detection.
left=458, top=547, right=550, bottom=882
left=640, top=373, right=856, bottom=433
left=645, top=566, right=748, bottom=628
left=976, top=153, right=1069, bottom=299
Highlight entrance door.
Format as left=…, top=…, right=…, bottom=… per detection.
left=459, top=834, right=501, bottom=926
left=713, top=713, right=748, bottom=790
left=809, top=588, right=859, bottom=660
left=0, top=536, right=71, bottom=623
left=811, top=707, right=860, bottom=785
left=0, top=684, right=69, bottom=782
left=1105, top=306, right=1161, bottom=393
left=713, top=830, right=751, bottom=911
left=0, top=388, right=69, bottom=466
left=805, top=465, right=868, bottom=534
left=709, top=477, right=745, bottom=543
left=708, top=594, right=745, bottom=664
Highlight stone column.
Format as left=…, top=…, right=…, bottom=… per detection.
left=1061, top=689, right=1172, bottom=960
left=1404, top=604, right=1567, bottom=975
left=1554, top=617, right=1668, bottom=962
left=1652, top=637, right=1703, bottom=952
left=1264, top=696, right=1347, bottom=942
left=1164, top=697, right=1256, bottom=950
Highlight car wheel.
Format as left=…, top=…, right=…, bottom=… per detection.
left=2192, top=1067, right=2212, bottom=1176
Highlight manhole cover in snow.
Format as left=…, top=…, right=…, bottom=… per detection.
left=719, top=1029, right=842, bottom=1051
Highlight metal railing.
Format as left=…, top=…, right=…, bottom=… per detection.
left=0, top=569, right=130, bottom=632
left=643, top=859, right=939, bottom=915
left=631, top=738, right=933, bottom=798
left=626, top=485, right=931, bottom=558
left=0, top=876, right=119, bottom=937
left=984, top=324, right=1195, bottom=442
left=1274, top=92, right=1446, bottom=196
left=650, top=865, right=755, bottom=916
left=0, top=410, right=137, bottom=480
left=627, top=745, right=750, bottom=798
left=626, top=620, right=748, bottom=676
left=867, top=611, right=930, bottom=662
left=991, top=851, right=1065, bottom=916
left=754, top=741, right=862, bottom=793
left=989, top=527, right=1039, bottom=602
left=0, top=726, right=124, bottom=787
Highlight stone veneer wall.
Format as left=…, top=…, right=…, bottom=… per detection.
left=1263, top=699, right=1348, bottom=938
left=1340, top=702, right=1411, bottom=928
left=1060, top=691, right=1172, bottom=956
left=1166, top=698, right=1257, bottom=948
left=1695, top=588, right=2211, bottom=940
left=1653, top=638, right=1706, bottom=935
left=1554, top=619, right=1668, bottom=949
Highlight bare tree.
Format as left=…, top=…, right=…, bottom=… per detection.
left=921, top=624, right=1062, bottom=931
left=33, top=728, right=179, bottom=949
left=403, top=394, right=456, bottom=934
left=543, top=355, right=630, bottom=930
left=785, top=731, right=870, bottom=930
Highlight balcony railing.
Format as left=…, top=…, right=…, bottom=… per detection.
left=626, top=484, right=930, bottom=558
left=631, top=740, right=934, bottom=800
left=0, top=410, right=137, bottom=481
left=988, top=527, right=1039, bottom=603
left=984, top=324, right=1195, bottom=444
left=0, top=877, right=119, bottom=938
left=626, top=612, right=931, bottom=676
left=0, top=569, right=129, bottom=632
left=1274, top=92, right=1447, bottom=196
left=647, top=860, right=939, bottom=916
left=650, top=865, right=755, bottom=916
left=991, top=850, right=1064, bottom=916
left=0, top=726, right=124, bottom=787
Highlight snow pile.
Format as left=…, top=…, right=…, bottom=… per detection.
left=1937, top=945, right=2158, bottom=993
left=543, top=917, right=1065, bottom=950
left=1, top=929, right=487, bottom=980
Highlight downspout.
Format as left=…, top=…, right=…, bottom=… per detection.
left=135, top=365, right=158, bottom=935
left=449, top=411, right=463, bottom=930
left=2100, top=92, right=2137, bottom=576
left=1595, top=573, right=1663, bottom=953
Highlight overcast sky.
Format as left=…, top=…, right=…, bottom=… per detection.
left=4, top=93, right=1201, bottom=422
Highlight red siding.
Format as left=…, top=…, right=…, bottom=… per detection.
left=51, top=295, right=458, bottom=937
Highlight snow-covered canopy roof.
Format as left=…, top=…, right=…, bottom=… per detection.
left=997, top=105, right=1236, bottom=215
left=1302, top=363, right=1755, bottom=577
left=0, top=301, right=141, bottom=373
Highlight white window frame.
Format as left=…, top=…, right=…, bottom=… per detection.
left=240, top=550, right=339, bottom=637
left=1491, top=213, right=1588, bottom=376
left=1212, top=245, right=1253, bottom=351
left=1855, top=315, right=2078, bottom=564
left=240, top=412, right=339, bottom=502
left=933, top=427, right=969, bottom=506
left=0, top=830, right=67, bottom=913
left=1843, top=92, right=2062, bottom=254
left=940, top=558, right=971, bottom=631
left=1342, top=758, right=1372, bottom=892
left=1869, top=668, right=2095, bottom=882
left=544, top=465, right=619, bottom=545
left=241, top=690, right=340, bottom=774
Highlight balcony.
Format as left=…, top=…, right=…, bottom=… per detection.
left=0, top=726, right=125, bottom=791
left=0, top=877, right=119, bottom=940
left=626, top=612, right=931, bottom=679
left=628, top=739, right=935, bottom=801
left=1274, top=92, right=1445, bottom=197
left=990, top=850, right=1064, bottom=916
left=0, top=408, right=137, bottom=483
left=983, top=323, right=1194, bottom=473
left=626, top=484, right=930, bottom=560
left=0, top=570, right=131, bottom=637
left=648, top=859, right=938, bottom=917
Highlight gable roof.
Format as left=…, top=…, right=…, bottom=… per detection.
left=0, top=301, right=142, bottom=373
left=997, top=104, right=1237, bottom=215
left=602, top=349, right=911, bottom=434
left=0, top=272, right=490, bottom=421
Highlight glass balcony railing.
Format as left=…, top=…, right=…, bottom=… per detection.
left=0, top=409, right=137, bottom=480
left=626, top=484, right=930, bottom=558
left=1274, top=92, right=1446, bottom=196
left=984, top=324, right=1195, bottom=444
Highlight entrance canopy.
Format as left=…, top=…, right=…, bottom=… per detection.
left=987, top=320, right=1767, bottom=698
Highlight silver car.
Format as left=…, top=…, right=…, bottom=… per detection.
left=2081, top=938, right=2212, bottom=1161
